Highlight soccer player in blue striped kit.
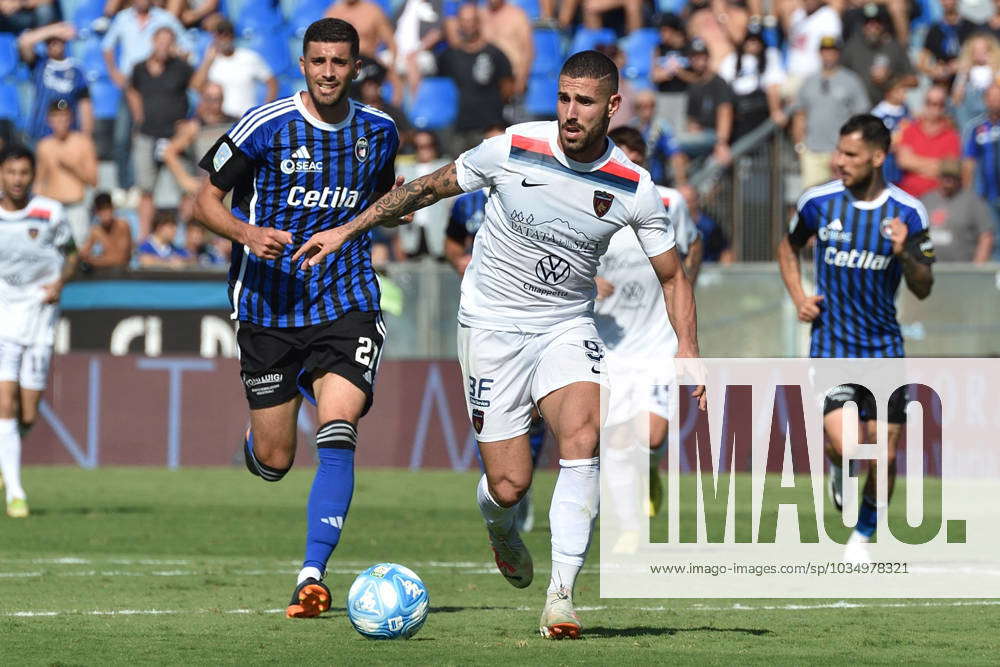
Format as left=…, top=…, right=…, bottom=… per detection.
left=194, top=18, right=406, bottom=618
left=778, top=114, right=935, bottom=563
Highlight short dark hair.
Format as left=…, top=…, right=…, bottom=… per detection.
left=839, top=114, right=891, bottom=153
left=93, top=191, right=113, bottom=210
left=303, top=18, right=360, bottom=58
left=152, top=208, right=178, bottom=231
left=559, top=50, right=619, bottom=94
left=0, top=144, right=34, bottom=170
left=608, top=126, right=645, bottom=156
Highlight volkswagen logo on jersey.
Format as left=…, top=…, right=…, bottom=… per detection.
left=355, top=136, right=369, bottom=162
left=280, top=145, right=323, bottom=174
left=621, top=280, right=644, bottom=303
left=593, top=191, right=614, bottom=218
left=535, top=254, right=571, bottom=285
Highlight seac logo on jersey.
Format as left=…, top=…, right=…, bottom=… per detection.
left=355, top=136, right=369, bottom=162
left=280, top=145, right=323, bottom=174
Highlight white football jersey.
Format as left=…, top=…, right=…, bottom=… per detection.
left=454, top=121, right=675, bottom=333
left=595, top=186, right=699, bottom=365
left=0, top=195, right=71, bottom=345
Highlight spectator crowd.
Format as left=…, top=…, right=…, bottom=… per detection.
left=1, top=0, right=998, bottom=267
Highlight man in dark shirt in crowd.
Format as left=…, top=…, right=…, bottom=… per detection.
left=126, top=27, right=194, bottom=236
left=840, top=3, right=915, bottom=105
left=436, top=2, right=513, bottom=157
left=918, top=0, right=980, bottom=87
left=680, top=38, right=733, bottom=166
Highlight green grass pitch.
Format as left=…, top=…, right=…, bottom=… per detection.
left=0, top=467, right=996, bottom=664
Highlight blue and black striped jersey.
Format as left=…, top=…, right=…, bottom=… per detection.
left=788, top=181, right=935, bottom=358
left=199, top=93, right=399, bottom=327
left=963, top=115, right=1000, bottom=202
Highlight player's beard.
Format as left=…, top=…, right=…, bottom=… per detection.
left=308, top=78, right=349, bottom=111
left=560, top=118, right=609, bottom=161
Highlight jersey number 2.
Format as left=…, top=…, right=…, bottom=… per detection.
left=356, top=337, right=378, bottom=368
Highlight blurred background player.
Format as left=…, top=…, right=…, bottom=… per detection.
left=597, top=125, right=701, bottom=552
left=777, top=114, right=934, bottom=564
left=293, top=50, right=703, bottom=639
left=0, top=144, right=78, bottom=518
left=193, top=19, right=403, bottom=619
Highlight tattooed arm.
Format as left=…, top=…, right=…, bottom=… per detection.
left=293, top=162, right=464, bottom=268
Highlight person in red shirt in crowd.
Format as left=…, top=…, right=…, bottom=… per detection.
left=895, top=84, right=961, bottom=197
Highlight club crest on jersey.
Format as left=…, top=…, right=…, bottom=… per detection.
left=593, top=191, right=614, bottom=218
left=880, top=218, right=895, bottom=239
left=355, top=136, right=369, bottom=162
left=472, top=408, right=485, bottom=434
left=27, top=227, right=39, bottom=239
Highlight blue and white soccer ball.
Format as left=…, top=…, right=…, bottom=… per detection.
left=346, top=563, right=429, bottom=639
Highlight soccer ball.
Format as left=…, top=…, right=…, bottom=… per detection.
left=346, top=563, right=429, bottom=639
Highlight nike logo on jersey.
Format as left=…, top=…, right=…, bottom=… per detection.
left=521, top=178, right=546, bottom=187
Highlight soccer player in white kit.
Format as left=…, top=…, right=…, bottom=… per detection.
left=294, top=51, right=704, bottom=639
left=597, top=126, right=702, bottom=533
left=0, top=145, right=78, bottom=518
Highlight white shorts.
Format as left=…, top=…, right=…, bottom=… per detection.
left=0, top=338, right=53, bottom=391
left=457, top=321, right=607, bottom=442
left=605, top=356, right=678, bottom=428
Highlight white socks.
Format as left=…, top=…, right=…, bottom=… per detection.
left=297, top=566, right=323, bottom=584
left=604, top=446, right=640, bottom=531
left=477, top=474, right=516, bottom=535
left=548, top=457, right=599, bottom=596
left=0, top=418, right=24, bottom=502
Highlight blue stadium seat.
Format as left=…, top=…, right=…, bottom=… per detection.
left=0, top=34, right=17, bottom=79
left=524, top=73, right=556, bottom=118
left=289, top=0, right=330, bottom=38
left=569, top=27, right=616, bottom=55
left=77, top=37, right=109, bottom=80
left=89, top=78, right=122, bottom=120
left=621, top=27, right=659, bottom=81
left=531, top=28, right=562, bottom=76
left=247, top=31, right=294, bottom=76
left=510, top=0, right=539, bottom=20
left=237, top=0, right=287, bottom=39
left=73, top=0, right=106, bottom=33
left=0, top=82, right=20, bottom=122
left=406, top=77, right=457, bottom=130
left=16, top=81, right=33, bottom=129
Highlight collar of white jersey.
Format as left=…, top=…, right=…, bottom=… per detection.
left=845, top=187, right=891, bottom=210
left=545, top=121, right=616, bottom=173
left=293, top=92, right=356, bottom=131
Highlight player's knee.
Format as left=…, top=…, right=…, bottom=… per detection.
left=247, top=435, right=295, bottom=481
left=489, top=475, right=530, bottom=507
left=559, top=427, right=599, bottom=460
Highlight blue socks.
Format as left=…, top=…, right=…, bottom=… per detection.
left=855, top=497, right=878, bottom=538
left=303, top=420, right=357, bottom=573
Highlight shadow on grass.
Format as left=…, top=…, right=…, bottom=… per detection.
left=30, top=506, right=154, bottom=516
left=586, top=625, right=771, bottom=638
left=431, top=606, right=520, bottom=614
